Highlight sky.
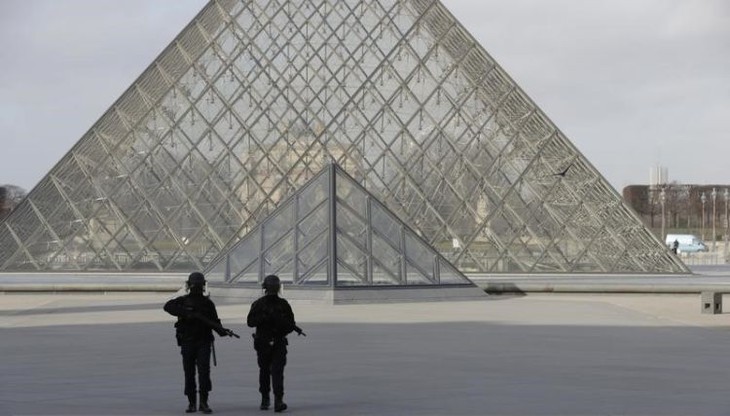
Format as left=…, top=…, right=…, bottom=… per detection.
left=1, top=0, right=728, bottom=193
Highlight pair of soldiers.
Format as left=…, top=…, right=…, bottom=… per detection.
left=164, top=273, right=299, bottom=413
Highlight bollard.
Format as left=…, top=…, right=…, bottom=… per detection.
left=701, top=291, right=722, bottom=314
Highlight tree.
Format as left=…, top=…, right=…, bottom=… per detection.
left=0, top=184, right=27, bottom=220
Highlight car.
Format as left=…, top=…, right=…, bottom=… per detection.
left=665, top=234, right=708, bottom=253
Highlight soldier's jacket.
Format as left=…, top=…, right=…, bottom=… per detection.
left=164, top=294, right=222, bottom=345
left=247, top=294, right=296, bottom=347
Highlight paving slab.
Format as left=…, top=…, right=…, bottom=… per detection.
left=2, top=293, right=730, bottom=415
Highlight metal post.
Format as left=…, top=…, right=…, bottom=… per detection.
left=687, top=186, right=692, bottom=229
left=328, top=162, right=338, bottom=287
left=712, top=188, right=717, bottom=252
left=660, top=187, right=666, bottom=242
left=725, top=188, right=729, bottom=259
left=701, top=192, right=707, bottom=241
left=224, top=254, right=231, bottom=283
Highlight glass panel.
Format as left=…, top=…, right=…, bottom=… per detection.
left=269, top=260, right=294, bottom=284
left=372, top=263, right=399, bottom=285
left=299, top=262, right=329, bottom=286
left=226, top=228, right=261, bottom=278
left=371, top=233, right=400, bottom=279
left=371, top=202, right=401, bottom=249
left=405, top=260, right=433, bottom=285
left=404, top=233, right=435, bottom=281
left=336, top=235, right=368, bottom=283
left=168, top=251, right=198, bottom=271
left=336, top=170, right=367, bottom=218
left=335, top=260, right=366, bottom=286
left=297, top=233, right=328, bottom=278
left=298, top=170, right=329, bottom=215
left=336, top=205, right=368, bottom=249
left=298, top=204, right=328, bottom=248
left=206, top=254, right=228, bottom=283
left=232, top=260, right=260, bottom=284
left=262, top=201, right=294, bottom=250
left=438, top=259, right=471, bottom=285
left=263, top=232, right=295, bottom=277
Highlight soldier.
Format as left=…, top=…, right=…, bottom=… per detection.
left=247, top=275, right=304, bottom=412
left=164, top=272, right=237, bottom=414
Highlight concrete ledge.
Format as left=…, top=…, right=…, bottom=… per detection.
left=0, top=283, right=182, bottom=293
left=331, top=285, right=488, bottom=304
left=478, top=280, right=730, bottom=294
left=210, top=284, right=488, bottom=304
left=210, top=285, right=333, bottom=303
left=0, top=272, right=185, bottom=293
left=4, top=271, right=730, bottom=296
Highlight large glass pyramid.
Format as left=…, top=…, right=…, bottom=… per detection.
left=206, top=162, right=475, bottom=287
left=0, top=0, right=687, bottom=274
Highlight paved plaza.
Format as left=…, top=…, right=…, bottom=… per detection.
left=2, top=290, right=730, bottom=415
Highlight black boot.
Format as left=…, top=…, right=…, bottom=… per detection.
left=274, top=395, right=287, bottom=413
left=199, top=392, right=212, bottom=414
left=260, top=394, right=270, bottom=410
left=186, top=394, right=197, bottom=413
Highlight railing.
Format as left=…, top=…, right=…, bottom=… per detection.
left=679, top=251, right=729, bottom=266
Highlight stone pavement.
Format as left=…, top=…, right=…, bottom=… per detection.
left=2, top=292, right=730, bottom=415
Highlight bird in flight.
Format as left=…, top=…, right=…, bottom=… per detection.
left=553, top=162, right=573, bottom=178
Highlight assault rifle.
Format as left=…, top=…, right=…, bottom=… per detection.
left=187, top=310, right=240, bottom=338
left=188, top=312, right=239, bottom=367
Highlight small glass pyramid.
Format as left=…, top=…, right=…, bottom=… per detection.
left=206, top=163, right=475, bottom=288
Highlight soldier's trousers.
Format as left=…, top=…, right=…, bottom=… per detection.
left=181, top=341, right=212, bottom=395
left=256, top=342, right=287, bottom=397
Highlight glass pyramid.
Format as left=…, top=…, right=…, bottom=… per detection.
left=0, top=0, right=687, bottom=274
left=206, top=162, right=475, bottom=287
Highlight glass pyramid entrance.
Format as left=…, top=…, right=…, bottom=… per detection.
left=0, top=0, right=687, bottom=274
left=205, top=162, right=475, bottom=287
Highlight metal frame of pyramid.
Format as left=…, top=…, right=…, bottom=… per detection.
left=0, top=0, right=688, bottom=275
